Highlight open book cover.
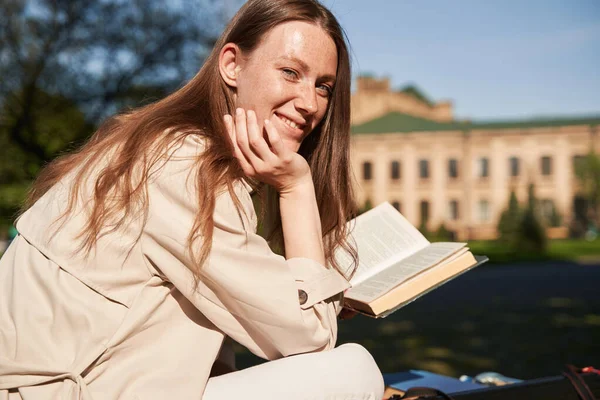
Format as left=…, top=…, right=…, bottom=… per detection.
left=337, top=202, right=487, bottom=318
left=384, top=370, right=484, bottom=394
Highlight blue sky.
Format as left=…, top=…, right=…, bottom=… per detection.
left=308, top=0, right=600, bottom=120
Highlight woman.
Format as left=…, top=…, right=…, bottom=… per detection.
left=0, top=0, right=384, bottom=398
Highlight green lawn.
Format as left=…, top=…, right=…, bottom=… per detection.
left=468, top=238, right=600, bottom=264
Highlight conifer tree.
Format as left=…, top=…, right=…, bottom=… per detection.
left=518, top=183, right=547, bottom=253
left=497, top=189, right=521, bottom=248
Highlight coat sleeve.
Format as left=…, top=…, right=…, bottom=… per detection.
left=141, top=136, right=350, bottom=360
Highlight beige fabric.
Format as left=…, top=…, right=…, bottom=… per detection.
left=0, top=135, right=351, bottom=399
left=203, top=343, right=385, bottom=400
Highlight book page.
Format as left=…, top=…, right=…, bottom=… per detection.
left=345, top=242, right=466, bottom=303
left=335, top=202, right=430, bottom=286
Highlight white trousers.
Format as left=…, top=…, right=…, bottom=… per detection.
left=203, top=343, right=385, bottom=400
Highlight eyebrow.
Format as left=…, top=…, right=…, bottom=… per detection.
left=278, top=55, right=337, bottom=82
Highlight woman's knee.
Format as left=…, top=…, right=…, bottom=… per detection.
left=334, top=343, right=384, bottom=397
left=337, top=343, right=378, bottom=366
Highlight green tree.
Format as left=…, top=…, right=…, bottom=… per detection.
left=358, top=198, right=373, bottom=215
left=418, top=220, right=432, bottom=240
left=0, top=0, right=231, bottom=163
left=496, top=185, right=548, bottom=255
left=547, top=202, right=563, bottom=228
left=433, top=223, right=453, bottom=241
left=0, top=90, right=89, bottom=231
left=0, top=0, right=236, bottom=235
left=497, top=189, right=521, bottom=247
left=517, top=183, right=547, bottom=253
left=574, top=150, right=600, bottom=227
left=0, top=184, right=29, bottom=236
left=0, top=89, right=91, bottom=179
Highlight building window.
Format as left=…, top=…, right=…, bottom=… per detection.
left=477, top=157, right=489, bottom=178
left=448, top=200, right=459, bottom=220
left=448, top=159, right=459, bottom=179
left=390, top=161, right=401, bottom=180
left=509, top=156, right=520, bottom=177
left=391, top=201, right=401, bottom=213
left=419, top=159, right=429, bottom=179
left=362, top=161, right=372, bottom=181
left=478, top=200, right=490, bottom=222
left=541, top=156, right=552, bottom=176
left=420, top=200, right=430, bottom=224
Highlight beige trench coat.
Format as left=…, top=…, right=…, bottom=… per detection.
left=0, top=135, right=350, bottom=399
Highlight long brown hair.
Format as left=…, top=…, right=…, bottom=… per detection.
left=25, top=0, right=358, bottom=281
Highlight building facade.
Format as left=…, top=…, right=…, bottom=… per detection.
left=350, top=77, right=600, bottom=240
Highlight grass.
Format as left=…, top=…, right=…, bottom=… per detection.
left=468, top=238, right=600, bottom=264
left=547, top=238, right=600, bottom=259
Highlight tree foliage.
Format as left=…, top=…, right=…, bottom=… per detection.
left=417, top=219, right=430, bottom=240
left=497, top=189, right=521, bottom=247
left=518, top=183, right=547, bottom=253
left=497, top=184, right=547, bottom=254
left=358, top=198, right=373, bottom=215
left=433, top=223, right=454, bottom=241
left=547, top=202, right=562, bottom=228
left=574, top=150, right=600, bottom=227
left=0, top=0, right=237, bottom=232
left=0, top=0, right=231, bottom=165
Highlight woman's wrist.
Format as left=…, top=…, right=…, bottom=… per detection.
left=278, top=174, right=325, bottom=264
left=277, top=173, right=314, bottom=199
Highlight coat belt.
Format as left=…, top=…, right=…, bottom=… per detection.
left=0, top=345, right=105, bottom=399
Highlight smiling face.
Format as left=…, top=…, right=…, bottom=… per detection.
left=220, top=21, right=338, bottom=153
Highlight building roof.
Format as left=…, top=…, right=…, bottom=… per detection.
left=398, top=85, right=434, bottom=107
left=351, top=112, right=600, bottom=134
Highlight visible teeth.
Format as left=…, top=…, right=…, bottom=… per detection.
left=280, top=115, right=299, bottom=129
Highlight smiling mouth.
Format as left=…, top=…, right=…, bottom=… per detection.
left=275, top=113, right=305, bottom=132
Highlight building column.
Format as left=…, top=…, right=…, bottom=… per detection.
left=373, top=143, right=388, bottom=206
left=403, top=142, right=417, bottom=224
left=490, top=137, right=507, bottom=229
left=431, top=140, right=446, bottom=230
left=555, top=135, right=571, bottom=221
left=462, top=130, right=474, bottom=240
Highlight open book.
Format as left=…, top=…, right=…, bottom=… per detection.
left=337, top=202, right=487, bottom=318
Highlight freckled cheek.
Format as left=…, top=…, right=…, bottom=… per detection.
left=259, top=83, right=291, bottom=111
left=314, top=99, right=329, bottom=123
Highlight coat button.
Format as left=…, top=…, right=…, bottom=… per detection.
left=298, top=289, right=308, bottom=305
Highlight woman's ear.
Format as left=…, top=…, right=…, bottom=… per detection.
left=219, top=43, right=243, bottom=88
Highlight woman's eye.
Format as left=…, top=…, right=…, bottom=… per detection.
left=317, top=84, right=333, bottom=97
left=282, top=69, right=299, bottom=79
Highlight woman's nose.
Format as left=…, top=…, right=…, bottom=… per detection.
left=294, top=84, right=318, bottom=116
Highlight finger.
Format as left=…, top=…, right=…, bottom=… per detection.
left=263, top=118, right=286, bottom=156
left=224, top=113, right=235, bottom=143
left=224, top=114, right=253, bottom=174
left=246, top=110, right=272, bottom=159
left=234, top=108, right=261, bottom=165
left=339, top=308, right=358, bottom=320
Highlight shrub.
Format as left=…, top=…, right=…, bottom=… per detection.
left=497, top=190, right=521, bottom=248
left=517, top=184, right=547, bottom=253
left=496, top=184, right=547, bottom=255
left=434, top=223, right=454, bottom=241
